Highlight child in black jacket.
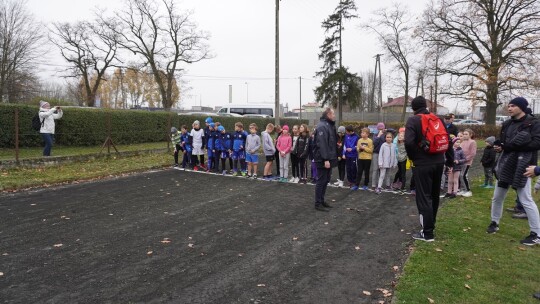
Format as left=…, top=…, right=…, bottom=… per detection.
left=480, top=136, right=496, bottom=188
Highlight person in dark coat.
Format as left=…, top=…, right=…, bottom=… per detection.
left=487, top=97, right=540, bottom=246
left=444, top=113, right=458, bottom=137
left=405, top=96, right=454, bottom=242
left=480, top=136, right=497, bottom=188
left=313, top=108, right=338, bottom=211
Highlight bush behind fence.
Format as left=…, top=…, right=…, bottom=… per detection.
left=0, top=104, right=308, bottom=148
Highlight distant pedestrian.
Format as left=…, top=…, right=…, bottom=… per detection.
left=371, top=122, right=386, bottom=190
left=276, top=125, right=292, bottom=182
left=352, top=127, right=373, bottom=191
left=444, top=113, right=458, bottom=137
left=313, top=108, right=338, bottom=211
left=38, top=100, right=63, bottom=157
left=245, top=123, right=261, bottom=178
left=376, top=132, right=397, bottom=194
left=405, top=96, right=454, bottom=242
left=342, top=125, right=359, bottom=187
left=262, top=123, right=276, bottom=180
left=480, top=136, right=496, bottom=188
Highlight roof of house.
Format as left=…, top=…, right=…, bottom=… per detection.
left=383, top=96, right=447, bottom=110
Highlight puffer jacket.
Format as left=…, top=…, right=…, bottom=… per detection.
left=294, top=134, right=309, bottom=159
left=39, top=107, right=63, bottom=134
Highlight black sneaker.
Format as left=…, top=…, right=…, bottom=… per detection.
left=314, top=205, right=329, bottom=212
left=486, top=221, right=499, bottom=234
left=520, top=232, right=540, bottom=246
left=321, top=202, right=333, bottom=208
left=534, top=292, right=540, bottom=300
left=412, top=231, right=434, bottom=242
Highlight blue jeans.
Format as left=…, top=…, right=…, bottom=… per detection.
left=41, top=133, right=53, bottom=156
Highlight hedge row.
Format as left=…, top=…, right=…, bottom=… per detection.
left=0, top=104, right=308, bottom=148
left=342, top=120, right=501, bottom=140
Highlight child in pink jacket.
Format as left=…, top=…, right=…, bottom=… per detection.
left=276, top=125, right=292, bottom=182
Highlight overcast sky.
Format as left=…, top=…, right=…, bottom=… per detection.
left=28, top=0, right=448, bottom=111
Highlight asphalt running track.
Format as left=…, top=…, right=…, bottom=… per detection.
left=0, top=168, right=423, bottom=303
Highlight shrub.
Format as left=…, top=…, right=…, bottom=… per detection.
left=0, top=104, right=307, bottom=148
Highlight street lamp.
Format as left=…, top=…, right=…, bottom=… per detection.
left=245, top=82, right=249, bottom=103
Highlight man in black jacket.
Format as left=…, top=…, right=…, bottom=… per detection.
left=313, top=108, right=338, bottom=211
left=487, top=97, right=540, bottom=246
left=405, top=96, right=454, bottom=241
left=444, top=113, right=458, bottom=137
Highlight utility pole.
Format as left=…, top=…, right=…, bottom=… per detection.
left=275, top=0, right=280, bottom=125
left=337, top=15, right=343, bottom=126
left=299, top=76, right=302, bottom=120
left=229, top=85, right=232, bottom=104
left=372, top=54, right=383, bottom=121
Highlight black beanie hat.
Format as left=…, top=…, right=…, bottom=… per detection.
left=509, top=97, right=532, bottom=114
left=411, top=96, right=427, bottom=111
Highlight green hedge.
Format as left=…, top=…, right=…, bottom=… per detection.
left=343, top=120, right=500, bottom=139
left=0, top=104, right=307, bottom=148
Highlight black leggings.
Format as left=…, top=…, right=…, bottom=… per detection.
left=356, top=159, right=371, bottom=186
left=337, top=159, right=346, bottom=181
left=462, top=165, right=471, bottom=191
left=291, top=154, right=299, bottom=177
left=299, top=157, right=307, bottom=179
left=393, top=160, right=407, bottom=189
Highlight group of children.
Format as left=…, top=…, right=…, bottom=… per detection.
left=171, top=117, right=495, bottom=196
left=170, top=117, right=320, bottom=182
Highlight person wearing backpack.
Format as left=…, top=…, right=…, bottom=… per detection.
left=38, top=100, right=63, bottom=157
left=405, top=96, right=454, bottom=242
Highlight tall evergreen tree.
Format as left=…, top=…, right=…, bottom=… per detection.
left=314, top=0, right=361, bottom=124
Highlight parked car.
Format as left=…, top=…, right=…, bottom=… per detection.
left=242, top=114, right=272, bottom=118
left=454, top=119, right=484, bottom=125
left=178, top=111, right=217, bottom=117
left=495, top=115, right=510, bottom=126
left=217, top=113, right=243, bottom=117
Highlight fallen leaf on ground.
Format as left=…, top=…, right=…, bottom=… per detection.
left=435, top=248, right=443, bottom=252
left=465, top=284, right=471, bottom=290
left=188, top=243, right=194, bottom=248
left=324, top=222, right=329, bottom=225
left=238, top=253, right=244, bottom=257
left=292, top=237, right=298, bottom=241
left=2, top=253, right=8, bottom=256
left=466, top=274, right=471, bottom=279
left=393, top=266, right=399, bottom=271
left=161, top=238, right=171, bottom=244
left=0, top=272, right=3, bottom=276
left=362, top=291, right=371, bottom=296
left=147, top=251, right=153, bottom=255
left=355, top=246, right=360, bottom=251
left=428, top=297, right=435, bottom=303
left=257, top=284, right=266, bottom=287
left=518, top=247, right=527, bottom=251
left=331, top=199, right=336, bottom=202
left=53, top=244, right=63, bottom=248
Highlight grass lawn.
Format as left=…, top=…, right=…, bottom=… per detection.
left=0, top=152, right=171, bottom=191
left=0, top=142, right=168, bottom=160
left=395, top=176, right=540, bottom=303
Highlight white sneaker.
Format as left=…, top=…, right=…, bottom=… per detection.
left=462, top=191, right=472, bottom=197
left=338, top=180, right=344, bottom=187
left=294, top=177, right=300, bottom=183
left=456, top=191, right=463, bottom=196
left=289, top=177, right=296, bottom=183
left=333, top=179, right=341, bottom=186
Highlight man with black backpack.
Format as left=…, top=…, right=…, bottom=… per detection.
left=405, top=96, right=454, bottom=242
left=38, top=100, right=63, bottom=156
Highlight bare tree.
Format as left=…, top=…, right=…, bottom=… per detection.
left=0, top=0, right=44, bottom=102
left=50, top=19, right=120, bottom=107
left=107, top=0, right=210, bottom=110
left=365, top=3, right=416, bottom=123
left=423, top=0, right=540, bottom=125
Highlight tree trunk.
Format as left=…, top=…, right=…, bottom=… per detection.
left=400, top=71, right=409, bottom=123
left=485, top=80, right=498, bottom=126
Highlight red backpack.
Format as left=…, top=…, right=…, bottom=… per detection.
left=417, top=113, right=449, bottom=154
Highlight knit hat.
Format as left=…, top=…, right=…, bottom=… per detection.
left=282, top=125, right=289, bottom=131
left=193, top=120, right=200, bottom=126
left=217, top=126, right=225, bottom=132
left=376, top=122, right=385, bottom=130
left=171, top=127, right=178, bottom=133
left=39, top=100, right=50, bottom=108
left=411, top=96, right=427, bottom=111
left=205, top=117, right=213, bottom=124
left=210, top=123, right=215, bottom=128
left=509, top=97, right=532, bottom=114
left=399, top=127, right=405, bottom=133
left=338, top=126, right=346, bottom=133
left=485, top=136, right=495, bottom=145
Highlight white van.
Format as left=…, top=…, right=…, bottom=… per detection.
left=217, top=104, right=276, bottom=117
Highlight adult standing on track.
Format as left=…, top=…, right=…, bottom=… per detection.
left=38, top=100, right=63, bottom=157
left=405, top=96, right=454, bottom=241
left=313, top=108, right=338, bottom=212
